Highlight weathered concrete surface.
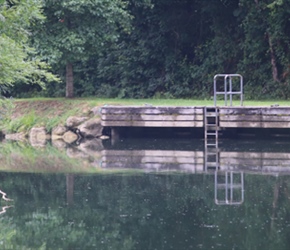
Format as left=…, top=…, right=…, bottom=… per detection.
left=102, top=106, right=290, bottom=129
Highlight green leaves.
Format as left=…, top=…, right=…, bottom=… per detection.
left=31, top=0, right=132, bottom=97
left=34, top=0, right=132, bottom=64
left=0, top=0, right=59, bottom=93
left=6, top=0, right=290, bottom=99
left=0, top=35, right=57, bottom=88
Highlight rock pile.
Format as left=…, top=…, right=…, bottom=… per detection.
left=5, top=114, right=109, bottom=147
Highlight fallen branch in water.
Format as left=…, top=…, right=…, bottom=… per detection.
left=0, top=205, right=13, bottom=215
left=0, top=190, right=13, bottom=201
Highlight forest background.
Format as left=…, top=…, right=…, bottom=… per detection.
left=1, top=0, right=290, bottom=100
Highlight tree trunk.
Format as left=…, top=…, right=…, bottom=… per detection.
left=66, top=62, right=74, bottom=98
left=268, top=33, right=280, bottom=83
left=271, top=179, right=280, bottom=231
left=66, top=174, right=74, bottom=206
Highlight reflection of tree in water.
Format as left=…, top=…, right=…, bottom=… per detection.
left=0, top=189, right=13, bottom=215
left=1, top=173, right=290, bottom=249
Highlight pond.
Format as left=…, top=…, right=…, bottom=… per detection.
left=1, top=138, right=290, bottom=249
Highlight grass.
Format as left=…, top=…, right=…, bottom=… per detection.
left=0, top=141, right=99, bottom=173
left=7, top=111, right=38, bottom=133
left=0, top=140, right=152, bottom=174
left=13, top=97, right=290, bottom=106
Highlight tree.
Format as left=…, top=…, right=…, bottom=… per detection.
left=13, top=0, right=290, bottom=99
left=0, top=0, right=58, bottom=94
left=33, top=0, right=132, bottom=98
left=235, top=0, right=290, bottom=99
left=96, top=0, right=241, bottom=98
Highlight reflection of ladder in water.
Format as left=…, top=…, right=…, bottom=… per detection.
left=215, top=171, right=244, bottom=205
left=204, top=107, right=219, bottom=171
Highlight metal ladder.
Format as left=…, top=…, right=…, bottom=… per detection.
left=203, top=74, right=245, bottom=205
left=215, top=171, right=244, bottom=205
left=204, top=107, right=219, bottom=171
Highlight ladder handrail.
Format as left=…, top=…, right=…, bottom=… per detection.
left=214, top=74, right=243, bottom=106
left=214, top=171, right=244, bottom=205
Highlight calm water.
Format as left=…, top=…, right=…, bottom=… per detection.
left=1, top=138, right=290, bottom=249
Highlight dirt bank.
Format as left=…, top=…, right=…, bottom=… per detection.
left=11, top=99, right=97, bottom=119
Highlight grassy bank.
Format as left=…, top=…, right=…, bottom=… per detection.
left=1, top=97, right=289, bottom=134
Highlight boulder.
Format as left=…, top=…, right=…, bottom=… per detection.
left=63, top=131, right=78, bottom=144
left=77, top=138, right=103, bottom=158
left=66, top=116, right=88, bottom=128
left=51, top=138, right=67, bottom=149
left=51, top=125, right=68, bottom=140
left=78, top=117, right=103, bottom=138
left=52, top=125, right=67, bottom=136
left=91, top=106, right=101, bottom=115
left=5, top=132, right=27, bottom=141
left=29, top=127, right=50, bottom=147
left=66, top=147, right=88, bottom=159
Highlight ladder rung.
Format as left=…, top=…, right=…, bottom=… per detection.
left=206, top=154, right=219, bottom=159
left=205, top=140, right=218, bottom=143
left=206, top=114, right=218, bottom=117
left=206, top=165, right=219, bottom=170
left=206, top=148, right=219, bottom=151
left=205, top=138, right=218, bottom=141
left=207, top=165, right=218, bottom=169
left=206, top=130, right=221, bottom=133
left=207, top=158, right=219, bottom=162
left=206, top=133, right=217, bottom=136
left=206, top=152, right=219, bottom=155
left=205, top=125, right=218, bottom=128
left=216, top=184, right=243, bottom=188
left=206, top=162, right=218, bottom=166
left=206, top=132, right=217, bottom=136
left=206, top=165, right=218, bottom=169
left=205, top=121, right=218, bottom=125
left=206, top=126, right=221, bottom=130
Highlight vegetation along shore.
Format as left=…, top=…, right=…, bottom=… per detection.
left=0, top=98, right=288, bottom=144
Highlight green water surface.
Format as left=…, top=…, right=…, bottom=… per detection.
left=0, top=139, right=289, bottom=250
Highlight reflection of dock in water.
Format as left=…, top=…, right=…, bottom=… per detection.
left=220, top=152, right=290, bottom=174
left=101, top=149, right=290, bottom=175
left=101, top=150, right=204, bottom=172
left=101, top=148, right=290, bottom=205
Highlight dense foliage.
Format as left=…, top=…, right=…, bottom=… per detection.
left=2, top=0, right=290, bottom=99
left=0, top=0, right=59, bottom=94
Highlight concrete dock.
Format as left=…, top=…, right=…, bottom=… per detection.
left=101, top=106, right=290, bottom=129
